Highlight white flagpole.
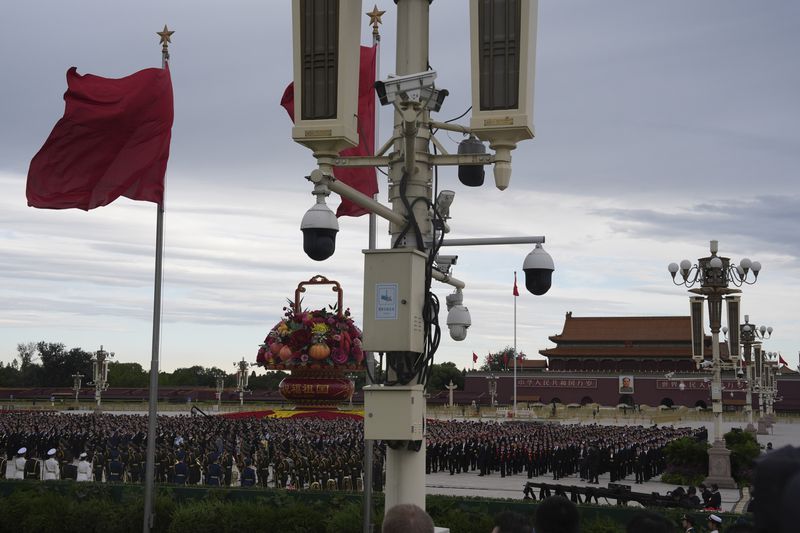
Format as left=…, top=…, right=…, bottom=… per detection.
left=513, top=271, right=517, bottom=416
left=364, top=7, right=383, bottom=533
left=143, top=25, right=173, bottom=533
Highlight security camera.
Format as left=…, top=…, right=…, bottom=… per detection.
left=445, top=289, right=471, bottom=341
left=300, top=199, right=339, bottom=261
left=737, top=369, right=744, bottom=378
left=436, top=190, right=455, bottom=219
left=435, top=254, right=458, bottom=274
left=375, top=70, right=438, bottom=106
left=700, top=360, right=713, bottom=369
left=522, top=243, right=555, bottom=296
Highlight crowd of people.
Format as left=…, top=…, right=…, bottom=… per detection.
left=426, top=419, right=707, bottom=486
left=1, top=411, right=704, bottom=494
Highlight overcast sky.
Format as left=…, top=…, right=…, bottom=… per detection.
left=1, top=1, right=798, bottom=375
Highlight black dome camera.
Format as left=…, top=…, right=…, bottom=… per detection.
left=300, top=201, right=339, bottom=261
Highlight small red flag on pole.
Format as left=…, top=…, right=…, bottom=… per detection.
left=779, top=354, right=788, bottom=366
left=513, top=272, right=519, bottom=297
left=473, top=352, right=478, bottom=363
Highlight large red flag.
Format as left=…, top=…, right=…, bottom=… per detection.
left=281, top=45, right=378, bottom=217
left=27, top=66, right=173, bottom=210
left=513, top=272, right=520, bottom=297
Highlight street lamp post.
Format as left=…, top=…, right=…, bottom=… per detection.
left=234, top=358, right=250, bottom=409
left=215, top=376, right=225, bottom=412
left=90, top=346, right=113, bottom=410
left=71, top=373, right=83, bottom=407
left=729, top=315, right=771, bottom=433
left=668, top=240, right=761, bottom=489
left=486, top=373, right=498, bottom=408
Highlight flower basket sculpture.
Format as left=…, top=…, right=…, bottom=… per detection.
left=256, top=276, right=364, bottom=406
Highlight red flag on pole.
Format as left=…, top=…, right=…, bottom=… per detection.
left=280, top=45, right=378, bottom=217
left=472, top=352, right=478, bottom=363
left=513, top=272, right=520, bottom=297
left=27, top=66, right=173, bottom=210
left=779, top=354, right=788, bottom=366
left=502, top=352, right=509, bottom=368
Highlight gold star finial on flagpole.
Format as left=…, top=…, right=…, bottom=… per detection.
left=157, top=25, right=174, bottom=64
left=366, top=5, right=385, bottom=36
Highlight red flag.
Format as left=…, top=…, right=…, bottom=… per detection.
left=502, top=352, right=509, bottom=368
left=27, top=66, right=173, bottom=210
left=513, top=272, right=520, bottom=297
left=472, top=352, right=478, bottom=363
left=779, top=355, right=788, bottom=366
left=280, top=45, right=378, bottom=217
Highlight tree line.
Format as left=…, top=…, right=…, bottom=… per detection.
left=0, top=342, right=467, bottom=393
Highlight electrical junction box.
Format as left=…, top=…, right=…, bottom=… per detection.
left=363, top=385, right=425, bottom=441
left=362, top=249, right=426, bottom=353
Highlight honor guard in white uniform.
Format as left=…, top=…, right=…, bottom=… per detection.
left=13, top=448, right=27, bottom=480
left=76, top=452, right=93, bottom=482
left=42, top=448, right=60, bottom=481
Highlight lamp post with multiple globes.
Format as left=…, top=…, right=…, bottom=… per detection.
left=668, top=240, right=761, bottom=489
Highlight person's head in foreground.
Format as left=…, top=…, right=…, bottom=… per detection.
left=534, top=496, right=579, bottom=533
left=382, top=503, right=434, bottom=533
left=752, top=444, right=800, bottom=533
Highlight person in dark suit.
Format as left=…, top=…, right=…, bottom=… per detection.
left=173, top=451, right=188, bottom=485
left=206, top=453, right=223, bottom=486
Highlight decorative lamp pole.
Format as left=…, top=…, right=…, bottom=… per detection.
left=486, top=373, right=498, bottom=408
left=668, top=240, right=760, bottom=489
left=730, top=315, right=771, bottom=433
left=90, top=345, right=113, bottom=409
left=445, top=379, right=457, bottom=408
left=234, top=358, right=250, bottom=408
left=71, top=373, right=84, bottom=407
left=215, top=376, right=225, bottom=411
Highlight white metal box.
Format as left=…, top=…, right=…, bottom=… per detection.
left=363, top=385, right=425, bottom=440
left=362, top=249, right=427, bottom=353
left=291, top=0, right=361, bottom=154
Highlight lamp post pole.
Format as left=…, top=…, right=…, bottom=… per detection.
left=91, top=345, right=113, bottom=410
left=71, top=373, right=83, bottom=408
left=215, top=376, right=225, bottom=412
left=668, top=240, right=761, bottom=489
left=735, top=316, right=772, bottom=433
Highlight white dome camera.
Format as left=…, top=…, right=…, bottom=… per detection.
left=446, top=289, right=471, bottom=341
left=522, top=243, right=555, bottom=295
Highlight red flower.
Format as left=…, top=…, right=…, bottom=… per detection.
left=288, top=329, right=311, bottom=351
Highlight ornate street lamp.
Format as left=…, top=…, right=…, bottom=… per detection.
left=71, top=373, right=84, bottom=407
left=90, top=346, right=113, bottom=409
left=726, top=315, right=771, bottom=433
left=486, top=373, right=498, bottom=408
left=234, top=358, right=250, bottom=409
left=215, top=376, right=225, bottom=412
left=668, top=240, right=760, bottom=489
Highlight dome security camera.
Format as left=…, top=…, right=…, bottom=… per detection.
left=522, top=243, right=554, bottom=296
left=737, top=369, right=744, bottom=378
left=445, top=289, right=471, bottom=341
left=300, top=200, right=339, bottom=261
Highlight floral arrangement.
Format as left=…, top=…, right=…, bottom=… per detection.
left=256, top=303, right=364, bottom=369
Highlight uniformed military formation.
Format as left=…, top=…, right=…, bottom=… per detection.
left=425, top=420, right=707, bottom=486
left=0, top=411, right=383, bottom=491
left=1, top=412, right=704, bottom=493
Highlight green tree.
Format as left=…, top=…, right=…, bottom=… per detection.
left=108, top=361, right=149, bottom=387
left=724, top=428, right=760, bottom=485
left=37, top=342, right=93, bottom=387
left=15, top=342, right=43, bottom=386
left=426, top=362, right=464, bottom=393
left=479, top=346, right=526, bottom=372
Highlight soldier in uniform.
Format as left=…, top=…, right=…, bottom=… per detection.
left=107, top=449, right=125, bottom=482
left=24, top=449, right=41, bottom=480
left=206, top=453, right=223, bottom=486
left=173, top=451, right=188, bottom=485
left=240, top=457, right=257, bottom=487
left=42, top=448, right=60, bottom=480
left=12, top=447, right=27, bottom=480
left=76, top=452, right=93, bottom=482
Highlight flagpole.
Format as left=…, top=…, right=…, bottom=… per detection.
left=143, top=25, right=173, bottom=533
left=513, top=271, right=517, bottom=417
left=364, top=7, right=384, bottom=533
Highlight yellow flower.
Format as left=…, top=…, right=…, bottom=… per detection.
left=277, top=322, right=290, bottom=335
left=311, top=323, right=329, bottom=335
